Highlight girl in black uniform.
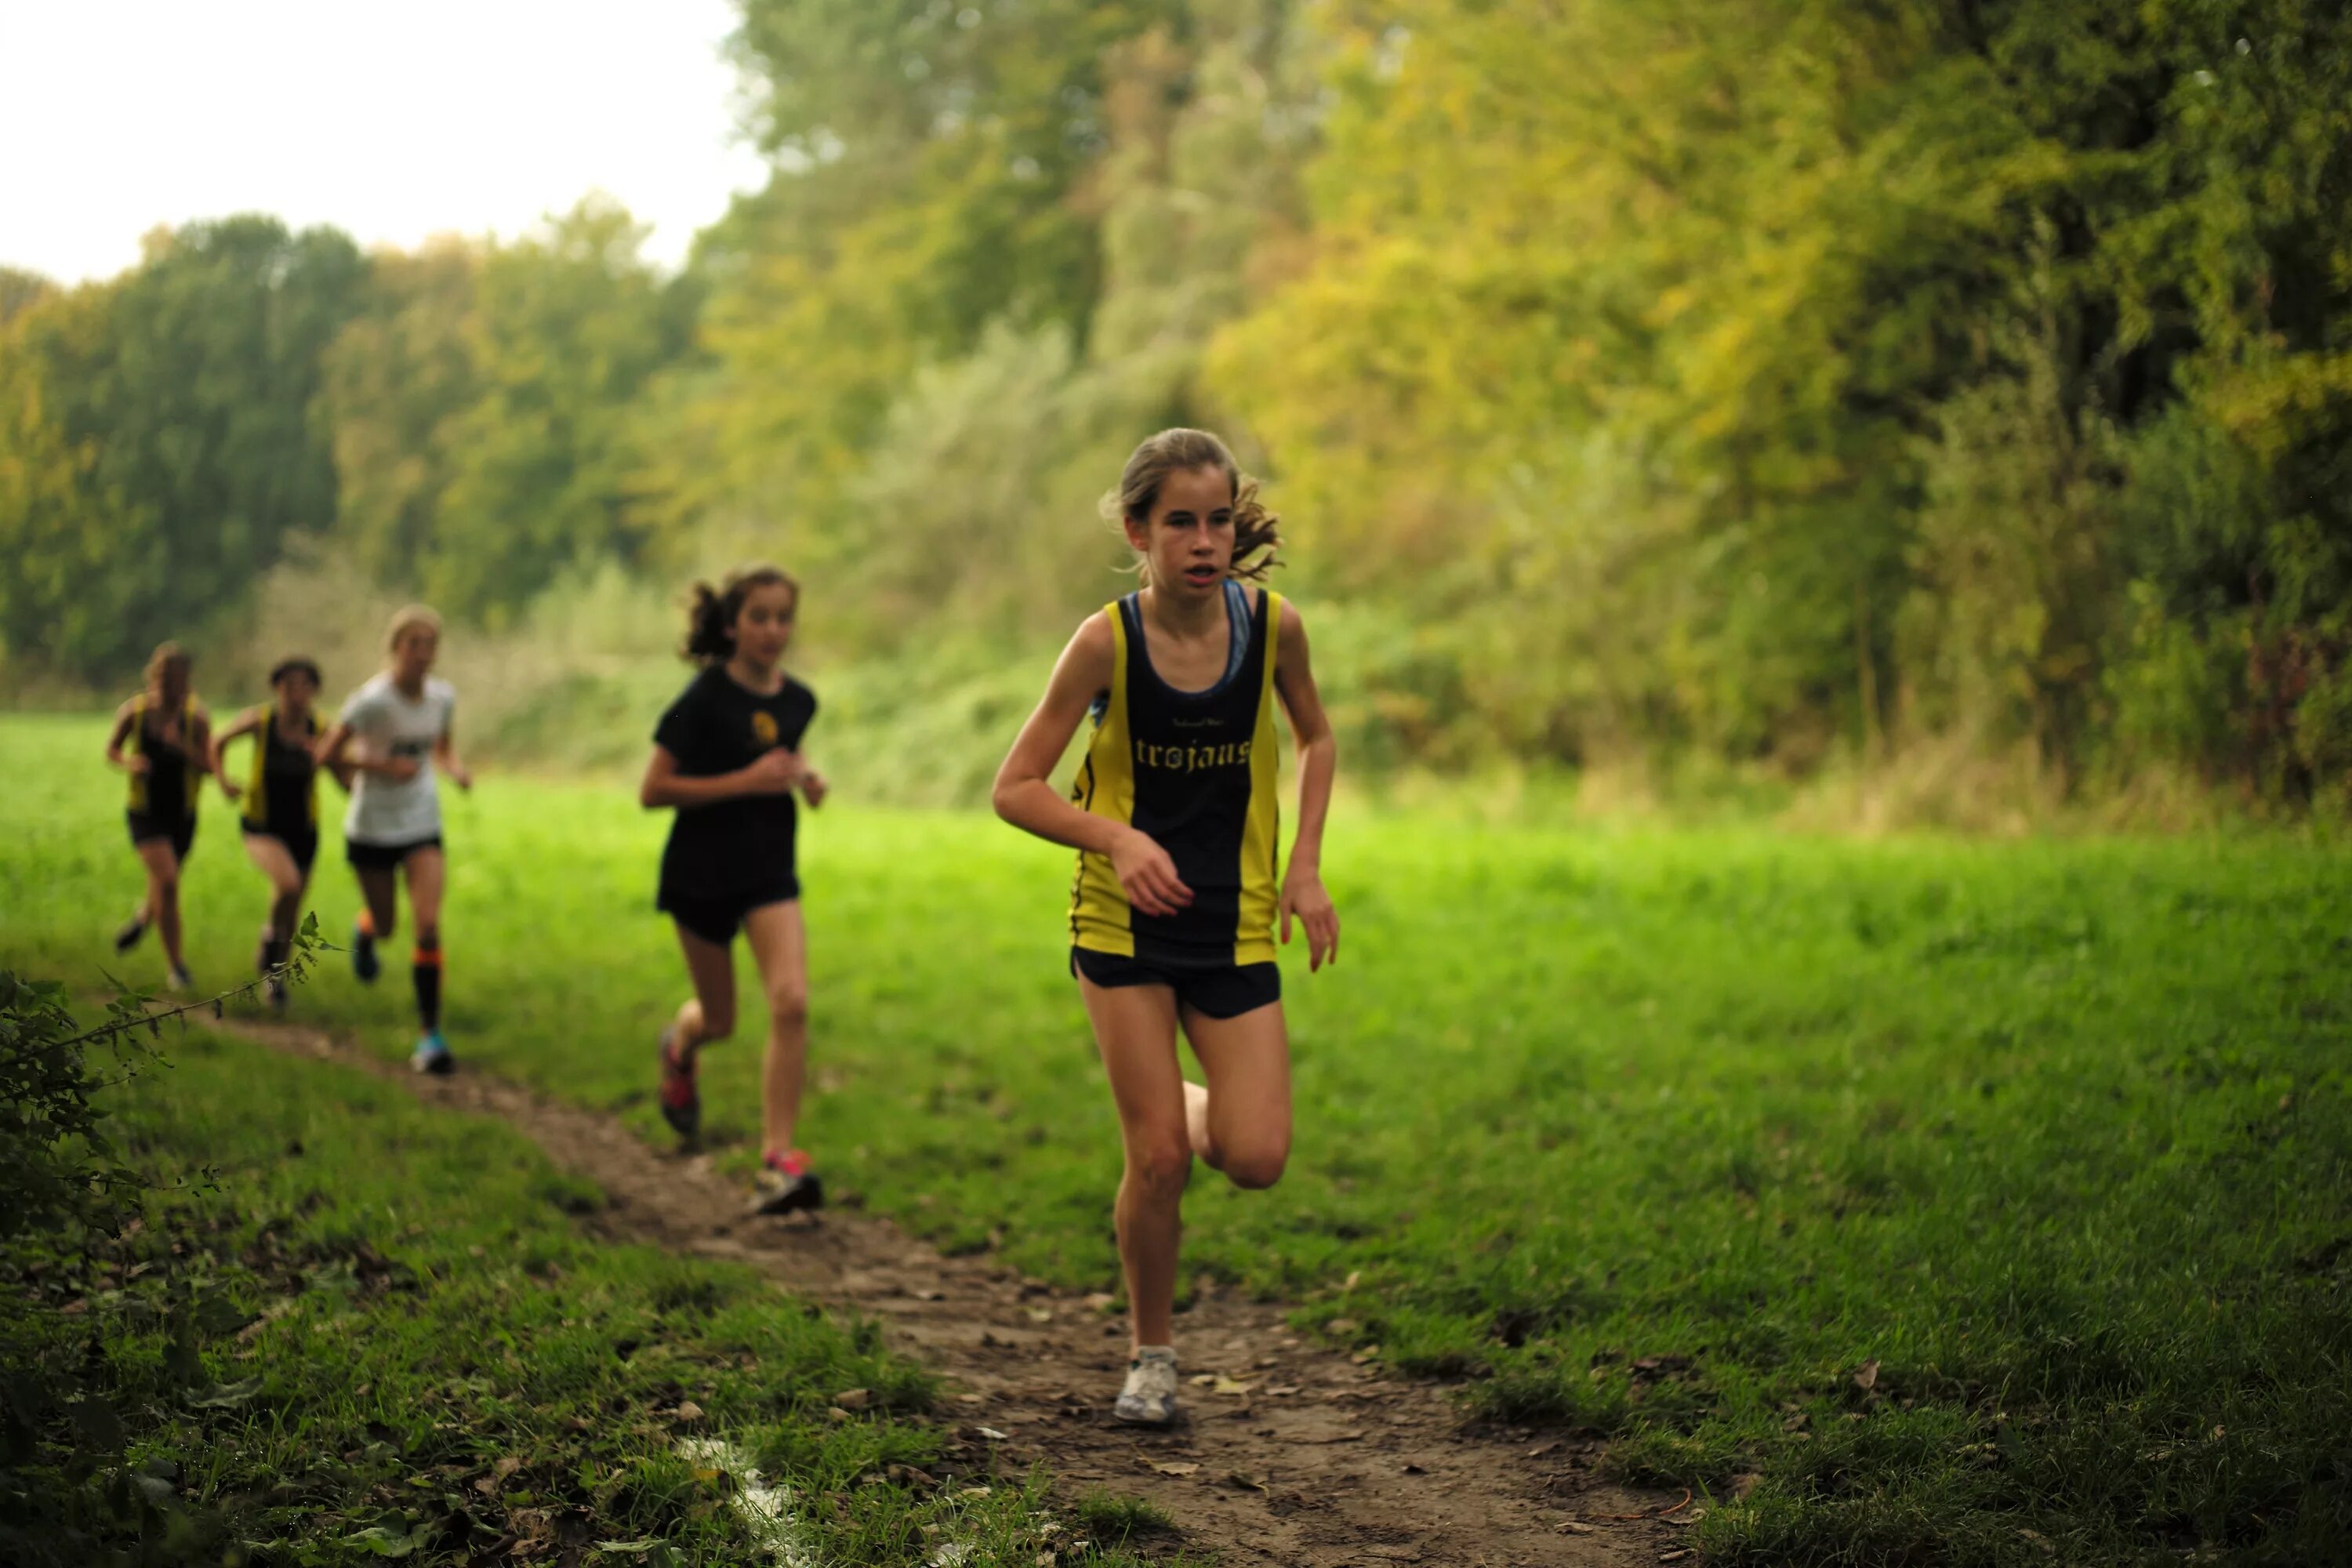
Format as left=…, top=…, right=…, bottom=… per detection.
left=638, top=564, right=831, bottom=1214
left=103, top=641, right=212, bottom=993
left=993, top=429, right=1341, bottom=1425
left=209, top=657, right=337, bottom=1011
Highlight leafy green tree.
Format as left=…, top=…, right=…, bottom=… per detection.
left=0, top=218, right=365, bottom=681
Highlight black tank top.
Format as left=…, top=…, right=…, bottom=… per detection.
left=243, top=703, right=319, bottom=833
left=1069, top=582, right=1285, bottom=968
left=130, top=695, right=199, bottom=822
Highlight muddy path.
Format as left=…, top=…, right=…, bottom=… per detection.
left=224, top=1017, right=1690, bottom=1567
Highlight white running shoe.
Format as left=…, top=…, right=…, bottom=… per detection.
left=1114, top=1345, right=1180, bottom=1426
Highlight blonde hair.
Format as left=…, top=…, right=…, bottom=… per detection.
left=681, top=564, right=800, bottom=664
left=385, top=604, right=442, bottom=655
left=1102, top=428, right=1283, bottom=585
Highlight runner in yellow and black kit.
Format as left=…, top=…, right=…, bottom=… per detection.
left=993, top=429, right=1341, bottom=1428
left=211, top=657, right=343, bottom=1012
left=104, top=641, right=212, bottom=993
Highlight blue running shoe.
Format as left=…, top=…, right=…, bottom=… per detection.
left=354, top=920, right=381, bottom=983
left=410, top=1032, right=455, bottom=1075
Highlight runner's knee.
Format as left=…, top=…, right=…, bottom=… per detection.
left=765, top=981, right=808, bottom=1029
left=692, top=1000, right=735, bottom=1041
left=415, top=922, right=439, bottom=950
left=1221, top=1139, right=1289, bottom=1192
left=1127, top=1135, right=1193, bottom=1200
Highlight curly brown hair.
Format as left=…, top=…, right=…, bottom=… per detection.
left=681, top=564, right=800, bottom=664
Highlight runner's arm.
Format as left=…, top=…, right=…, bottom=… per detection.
left=1273, top=599, right=1340, bottom=968
left=433, top=722, right=472, bottom=791
left=639, top=743, right=804, bottom=808
left=208, top=706, right=262, bottom=799
left=991, top=614, right=1192, bottom=916
left=104, top=702, right=143, bottom=774
left=314, top=719, right=415, bottom=779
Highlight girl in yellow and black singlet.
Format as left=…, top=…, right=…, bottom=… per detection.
left=993, top=429, right=1341, bottom=1428
left=103, top=641, right=213, bottom=991
left=210, top=657, right=339, bottom=1012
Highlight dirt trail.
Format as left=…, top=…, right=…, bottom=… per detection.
left=227, top=1017, right=1686, bottom=1567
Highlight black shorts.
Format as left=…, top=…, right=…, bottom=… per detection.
left=126, top=810, right=196, bottom=862
left=661, top=881, right=799, bottom=947
left=347, top=833, right=443, bottom=871
left=243, top=822, right=320, bottom=874
left=1070, top=947, right=1281, bottom=1020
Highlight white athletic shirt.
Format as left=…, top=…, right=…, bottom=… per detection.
left=339, top=673, right=456, bottom=846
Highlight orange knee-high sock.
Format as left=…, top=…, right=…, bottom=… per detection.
left=412, top=938, right=442, bottom=1033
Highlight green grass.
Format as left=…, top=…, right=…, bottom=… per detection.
left=5, top=711, right=2350, bottom=1563
left=0, top=1014, right=1184, bottom=1566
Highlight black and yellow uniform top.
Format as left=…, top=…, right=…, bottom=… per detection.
left=241, top=703, right=320, bottom=835
left=1070, top=581, right=1283, bottom=968
left=126, top=693, right=203, bottom=822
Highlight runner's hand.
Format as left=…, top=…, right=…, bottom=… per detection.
left=1279, top=868, right=1340, bottom=971
left=125, top=754, right=151, bottom=776
left=382, top=756, right=422, bottom=782
left=743, top=748, right=804, bottom=795
left=800, top=769, right=829, bottom=809
left=1111, top=828, right=1191, bottom=917
left=447, top=762, right=474, bottom=792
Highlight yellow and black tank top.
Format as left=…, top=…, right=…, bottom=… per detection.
left=126, top=693, right=202, bottom=821
left=1069, top=582, right=1283, bottom=968
left=242, top=702, right=320, bottom=834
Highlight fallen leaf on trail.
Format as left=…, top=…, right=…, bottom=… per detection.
left=835, top=1388, right=872, bottom=1410
left=1265, top=1385, right=1300, bottom=1396
left=188, top=1377, right=263, bottom=1409
left=1659, top=1551, right=1692, bottom=1563
left=1327, top=1318, right=1359, bottom=1336
left=474, top=1475, right=498, bottom=1496
left=1152, top=1461, right=1200, bottom=1476
left=2016, top=1529, right=2056, bottom=1555
left=495, top=1457, right=523, bottom=1479
left=1189, top=1374, right=1218, bottom=1388
left=1526, top=1439, right=1560, bottom=1459
left=1558, top=1521, right=1595, bottom=1535
left=976, top=1427, right=1009, bottom=1440
left=1853, top=1359, right=1880, bottom=1392
left=1781, top=1411, right=1809, bottom=1432
left=673, top=1400, right=706, bottom=1424
left=1350, top=1347, right=1381, bottom=1365
left=592, top=1543, right=662, bottom=1555
left=828, top=1406, right=852, bottom=1421
left=916, top=1288, right=947, bottom=1301
left=1344, top=1271, right=1361, bottom=1289
left=1728, top=1472, right=1762, bottom=1500
left=1211, top=1377, right=1255, bottom=1396
left=1224, top=1470, right=1270, bottom=1493
left=1026, top=1308, right=1054, bottom=1323
left=1083, top=1292, right=1116, bottom=1312
left=960, top=1486, right=993, bottom=1498
left=957, top=1393, right=985, bottom=1404
left=2211, top=1425, right=2225, bottom=1439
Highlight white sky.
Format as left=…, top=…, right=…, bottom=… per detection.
left=0, top=1, right=773, bottom=283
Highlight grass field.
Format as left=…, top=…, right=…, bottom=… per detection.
left=5, top=712, right=2350, bottom=1563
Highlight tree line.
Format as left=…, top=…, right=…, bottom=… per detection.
left=3, top=0, right=2347, bottom=807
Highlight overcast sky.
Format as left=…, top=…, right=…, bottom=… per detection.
left=0, top=0, right=772, bottom=283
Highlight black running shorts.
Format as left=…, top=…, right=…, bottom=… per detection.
left=1069, top=947, right=1281, bottom=1020
left=125, top=810, right=196, bottom=862
left=346, top=833, right=443, bottom=871
left=243, top=823, right=320, bottom=874
left=661, top=880, right=800, bottom=947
